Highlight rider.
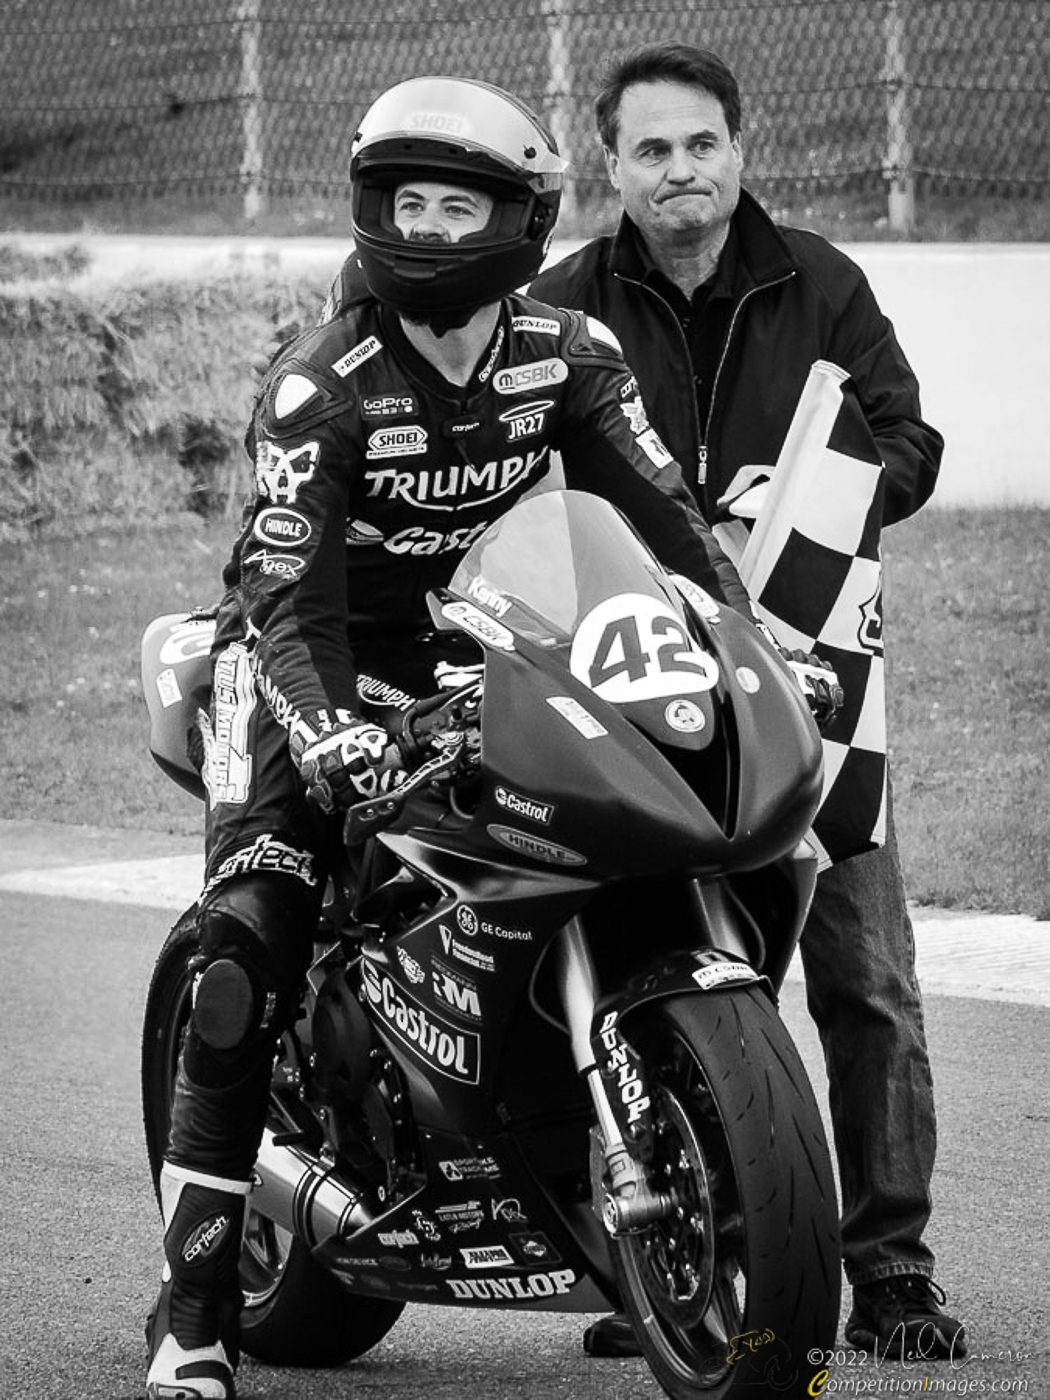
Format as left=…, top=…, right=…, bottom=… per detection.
left=144, top=75, right=758, bottom=1399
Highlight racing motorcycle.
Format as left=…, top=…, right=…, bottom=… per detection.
left=140, top=489, right=840, bottom=1399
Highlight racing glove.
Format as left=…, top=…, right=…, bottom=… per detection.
left=290, top=720, right=404, bottom=813
left=780, top=649, right=845, bottom=729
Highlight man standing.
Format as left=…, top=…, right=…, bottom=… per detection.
left=532, top=41, right=964, bottom=1362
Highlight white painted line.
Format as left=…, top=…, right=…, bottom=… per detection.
left=0, top=855, right=202, bottom=911
left=1, top=852, right=1045, bottom=1006
left=785, top=916, right=1050, bottom=1007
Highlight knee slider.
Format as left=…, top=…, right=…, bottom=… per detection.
left=193, top=952, right=260, bottom=1052
left=192, top=873, right=320, bottom=1052
left=193, top=904, right=294, bottom=1054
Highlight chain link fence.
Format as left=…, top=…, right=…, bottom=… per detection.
left=2, top=0, right=1046, bottom=233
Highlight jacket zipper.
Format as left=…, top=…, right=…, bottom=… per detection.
left=702, top=273, right=795, bottom=448
left=619, top=273, right=703, bottom=482
left=614, top=266, right=795, bottom=503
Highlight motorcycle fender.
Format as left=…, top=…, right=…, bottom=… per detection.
left=594, top=948, right=769, bottom=1038
left=590, top=949, right=771, bottom=1146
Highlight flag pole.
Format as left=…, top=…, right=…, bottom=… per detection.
left=739, top=360, right=849, bottom=596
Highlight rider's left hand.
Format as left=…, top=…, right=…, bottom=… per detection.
left=780, top=649, right=844, bottom=728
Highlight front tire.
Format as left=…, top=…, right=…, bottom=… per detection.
left=611, top=987, right=839, bottom=1399
left=141, top=908, right=404, bottom=1367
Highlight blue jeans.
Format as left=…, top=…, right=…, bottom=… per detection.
left=799, top=792, right=937, bottom=1286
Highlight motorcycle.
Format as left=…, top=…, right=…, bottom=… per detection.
left=140, top=489, right=840, bottom=1398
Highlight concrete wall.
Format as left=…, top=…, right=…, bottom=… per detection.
left=842, top=245, right=1049, bottom=508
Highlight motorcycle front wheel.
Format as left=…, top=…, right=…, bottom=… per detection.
left=141, top=908, right=405, bottom=1367
left=611, top=987, right=840, bottom=1399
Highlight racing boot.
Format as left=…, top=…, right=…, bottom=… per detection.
left=145, top=1163, right=250, bottom=1400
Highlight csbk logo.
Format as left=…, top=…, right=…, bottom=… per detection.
left=442, top=600, right=515, bottom=650
left=493, top=359, right=568, bottom=395
left=360, top=958, right=480, bottom=1082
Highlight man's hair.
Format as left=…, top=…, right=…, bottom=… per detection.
left=595, top=41, right=743, bottom=149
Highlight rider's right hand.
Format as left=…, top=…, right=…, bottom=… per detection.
left=290, top=720, right=404, bottom=813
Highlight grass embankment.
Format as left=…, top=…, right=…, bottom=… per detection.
left=0, top=509, right=1046, bottom=919
left=0, top=266, right=325, bottom=539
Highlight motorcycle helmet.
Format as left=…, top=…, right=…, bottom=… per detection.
left=350, top=76, right=566, bottom=315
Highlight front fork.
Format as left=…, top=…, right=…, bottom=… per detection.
left=554, top=917, right=673, bottom=1236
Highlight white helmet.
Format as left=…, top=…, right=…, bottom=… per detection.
left=350, top=76, right=566, bottom=314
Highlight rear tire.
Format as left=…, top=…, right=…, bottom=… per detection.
left=141, top=908, right=404, bottom=1367
left=611, top=987, right=839, bottom=1398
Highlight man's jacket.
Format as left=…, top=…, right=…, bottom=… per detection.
left=530, top=190, right=942, bottom=527
left=219, top=284, right=750, bottom=746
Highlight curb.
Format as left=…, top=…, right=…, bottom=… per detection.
left=1, top=819, right=1045, bottom=1006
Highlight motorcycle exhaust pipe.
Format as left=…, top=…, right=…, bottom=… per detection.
left=251, top=1127, right=376, bottom=1249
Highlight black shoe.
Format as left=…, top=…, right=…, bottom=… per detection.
left=583, top=1312, right=642, bottom=1358
left=845, top=1275, right=967, bottom=1361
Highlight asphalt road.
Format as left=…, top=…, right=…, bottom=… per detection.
left=1, top=888, right=1046, bottom=1400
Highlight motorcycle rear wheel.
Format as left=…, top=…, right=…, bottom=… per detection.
left=141, top=908, right=405, bottom=1367
left=611, top=987, right=840, bottom=1399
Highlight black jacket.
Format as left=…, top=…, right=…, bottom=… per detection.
left=530, top=190, right=942, bottom=527
left=221, top=284, right=751, bottom=743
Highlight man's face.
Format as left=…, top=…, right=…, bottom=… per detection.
left=604, top=81, right=743, bottom=248
left=392, top=180, right=494, bottom=243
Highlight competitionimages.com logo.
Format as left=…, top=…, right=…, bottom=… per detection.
left=808, top=1376, right=1030, bottom=1394
left=805, top=1341, right=1033, bottom=1396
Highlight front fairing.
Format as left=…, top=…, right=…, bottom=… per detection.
left=436, top=491, right=822, bottom=877
left=447, top=490, right=723, bottom=744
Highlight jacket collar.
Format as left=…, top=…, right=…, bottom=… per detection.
left=609, top=187, right=797, bottom=295
left=378, top=300, right=510, bottom=402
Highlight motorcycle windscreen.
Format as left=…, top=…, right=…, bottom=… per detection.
left=447, top=490, right=718, bottom=745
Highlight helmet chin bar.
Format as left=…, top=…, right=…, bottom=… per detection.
left=353, top=220, right=553, bottom=318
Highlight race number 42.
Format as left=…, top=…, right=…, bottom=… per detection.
left=570, top=594, right=719, bottom=702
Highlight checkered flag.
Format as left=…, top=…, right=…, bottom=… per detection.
left=718, top=361, right=887, bottom=869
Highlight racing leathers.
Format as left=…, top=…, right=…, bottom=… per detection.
left=202, top=287, right=750, bottom=884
